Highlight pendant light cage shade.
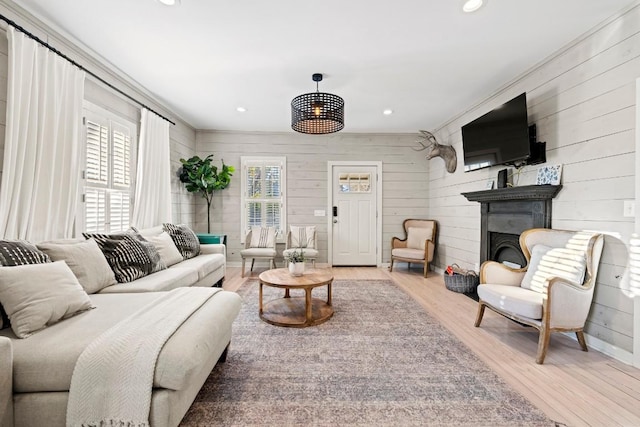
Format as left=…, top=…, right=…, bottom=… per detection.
left=291, top=74, right=344, bottom=134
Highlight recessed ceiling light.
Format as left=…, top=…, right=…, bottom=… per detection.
left=463, top=0, right=484, bottom=13
left=236, top=107, right=247, bottom=112
left=158, top=0, right=180, bottom=6
left=383, top=109, right=393, bottom=116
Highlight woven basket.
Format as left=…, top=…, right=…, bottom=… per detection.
left=444, top=264, right=479, bottom=293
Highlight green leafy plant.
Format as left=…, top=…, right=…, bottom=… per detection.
left=178, top=154, right=235, bottom=233
left=285, top=249, right=305, bottom=264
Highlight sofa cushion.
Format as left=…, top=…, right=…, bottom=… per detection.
left=83, top=231, right=166, bottom=283
left=98, top=267, right=199, bottom=294
left=163, top=223, right=200, bottom=260
left=0, top=241, right=52, bottom=330
left=391, top=247, right=425, bottom=260
left=170, top=253, right=225, bottom=281
left=0, top=261, right=94, bottom=338
left=521, top=244, right=587, bottom=293
left=407, top=227, right=432, bottom=250
left=37, top=239, right=117, bottom=294
left=477, top=284, right=544, bottom=320
left=1, top=291, right=242, bottom=393
left=146, top=232, right=183, bottom=267
left=250, top=226, right=276, bottom=248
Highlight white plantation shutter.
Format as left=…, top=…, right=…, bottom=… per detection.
left=241, top=157, right=286, bottom=243
left=81, top=103, right=136, bottom=233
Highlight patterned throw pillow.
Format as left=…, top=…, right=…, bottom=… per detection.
left=162, top=223, right=200, bottom=260
left=0, top=240, right=52, bottom=329
left=250, top=226, right=276, bottom=248
left=82, top=231, right=166, bottom=283
left=290, top=226, right=315, bottom=248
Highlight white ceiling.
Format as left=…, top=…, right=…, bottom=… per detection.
left=11, top=0, right=637, bottom=133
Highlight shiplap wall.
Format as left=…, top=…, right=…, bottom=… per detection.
left=431, top=5, right=639, bottom=354
left=0, top=3, right=196, bottom=231
left=194, top=131, right=428, bottom=264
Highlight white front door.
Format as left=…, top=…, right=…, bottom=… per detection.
left=329, top=163, right=380, bottom=266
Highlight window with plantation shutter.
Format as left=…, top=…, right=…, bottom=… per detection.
left=241, top=157, right=286, bottom=243
left=81, top=103, right=136, bottom=234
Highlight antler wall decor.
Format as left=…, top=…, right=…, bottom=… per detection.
left=413, top=130, right=457, bottom=173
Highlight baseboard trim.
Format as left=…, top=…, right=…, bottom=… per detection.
left=563, top=331, right=634, bottom=365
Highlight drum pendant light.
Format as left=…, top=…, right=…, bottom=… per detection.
left=291, top=73, right=344, bottom=134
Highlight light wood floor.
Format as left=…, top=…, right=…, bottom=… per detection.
left=223, top=265, right=640, bottom=427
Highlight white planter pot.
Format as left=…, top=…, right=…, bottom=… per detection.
left=289, top=262, right=304, bottom=277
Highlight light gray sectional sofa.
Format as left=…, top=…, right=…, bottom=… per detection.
left=0, top=224, right=241, bottom=427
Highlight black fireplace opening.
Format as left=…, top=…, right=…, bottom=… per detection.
left=490, top=232, right=527, bottom=267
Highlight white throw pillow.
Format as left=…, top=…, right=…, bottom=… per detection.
left=37, top=239, right=117, bottom=294
left=0, top=261, right=94, bottom=338
left=290, top=226, right=315, bottom=248
left=521, top=244, right=587, bottom=293
left=147, top=232, right=184, bottom=267
left=407, top=227, right=433, bottom=250
left=250, top=226, right=276, bottom=248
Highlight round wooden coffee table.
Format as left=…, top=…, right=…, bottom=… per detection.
left=258, top=268, right=334, bottom=327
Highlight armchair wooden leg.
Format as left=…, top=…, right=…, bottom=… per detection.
left=423, top=262, right=428, bottom=277
left=241, top=258, right=246, bottom=278
left=474, top=302, right=486, bottom=327
left=576, top=331, right=588, bottom=352
left=312, top=259, right=316, bottom=268
left=250, top=259, right=255, bottom=272
left=536, top=326, right=551, bottom=364
left=389, top=259, right=394, bottom=272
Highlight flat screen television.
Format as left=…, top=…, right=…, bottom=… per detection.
left=462, top=92, right=538, bottom=172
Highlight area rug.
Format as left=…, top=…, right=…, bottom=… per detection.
left=181, top=280, right=555, bottom=426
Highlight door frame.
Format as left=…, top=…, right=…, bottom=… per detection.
left=634, top=77, right=639, bottom=368
left=327, top=161, right=383, bottom=267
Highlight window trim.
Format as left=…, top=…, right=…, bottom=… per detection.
left=240, top=156, right=287, bottom=244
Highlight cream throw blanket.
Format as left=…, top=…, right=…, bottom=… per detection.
left=66, top=287, right=222, bottom=427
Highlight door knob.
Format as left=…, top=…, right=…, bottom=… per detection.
left=333, top=219, right=338, bottom=224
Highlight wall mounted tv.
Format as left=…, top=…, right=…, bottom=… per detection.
left=462, top=92, right=545, bottom=172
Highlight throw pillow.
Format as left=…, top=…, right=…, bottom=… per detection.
left=0, top=240, right=51, bottom=266
left=290, top=226, right=315, bottom=249
left=521, top=244, right=587, bottom=293
left=250, top=226, right=276, bottom=248
left=0, top=261, right=94, bottom=338
left=0, top=240, right=51, bottom=330
left=37, top=239, right=117, bottom=294
left=162, top=223, right=201, bottom=260
left=146, top=232, right=184, bottom=267
left=83, top=231, right=166, bottom=283
left=407, top=227, right=433, bottom=250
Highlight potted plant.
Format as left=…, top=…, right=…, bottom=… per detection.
left=285, top=249, right=305, bottom=276
left=178, top=154, right=235, bottom=235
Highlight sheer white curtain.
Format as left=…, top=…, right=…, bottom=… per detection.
left=132, top=108, right=172, bottom=228
left=0, top=28, right=85, bottom=241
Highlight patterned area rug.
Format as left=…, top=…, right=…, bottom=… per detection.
left=181, top=280, right=555, bottom=426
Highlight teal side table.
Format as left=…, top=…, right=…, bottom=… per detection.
left=196, top=234, right=227, bottom=245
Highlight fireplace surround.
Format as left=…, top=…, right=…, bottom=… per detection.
left=462, top=185, right=562, bottom=267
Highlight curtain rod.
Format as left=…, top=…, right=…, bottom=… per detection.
left=0, top=14, right=176, bottom=126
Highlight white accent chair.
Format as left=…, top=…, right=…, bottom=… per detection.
left=283, top=226, right=318, bottom=267
left=389, top=219, right=437, bottom=277
left=240, top=227, right=277, bottom=278
left=475, top=228, right=604, bottom=364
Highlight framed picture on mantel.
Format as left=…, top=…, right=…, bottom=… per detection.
left=536, top=164, right=562, bottom=185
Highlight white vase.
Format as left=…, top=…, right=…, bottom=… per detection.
left=289, top=262, right=304, bottom=276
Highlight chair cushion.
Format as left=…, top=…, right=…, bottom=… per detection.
left=391, top=248, right=425, bottom=260
left=283, top=248, right=319, bottom=259
left=290, top=226, right=315, bottom=248
left=477, top=284, right=544, bottom=320
left=521, top=244, right=587, bottom=292
left=0, top=261, right=94, bottom=338
left=37, top=239, right=117, bottom=294
left=241, top=248, right=277, bottom=257
left=250, top=226, right=276, bottom=248
left=407, top=227, right=432, bottom=250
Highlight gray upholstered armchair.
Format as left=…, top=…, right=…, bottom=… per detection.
left=475, top=228, right=604, bottom=364
left=389, top=219, right=437, bottom=277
